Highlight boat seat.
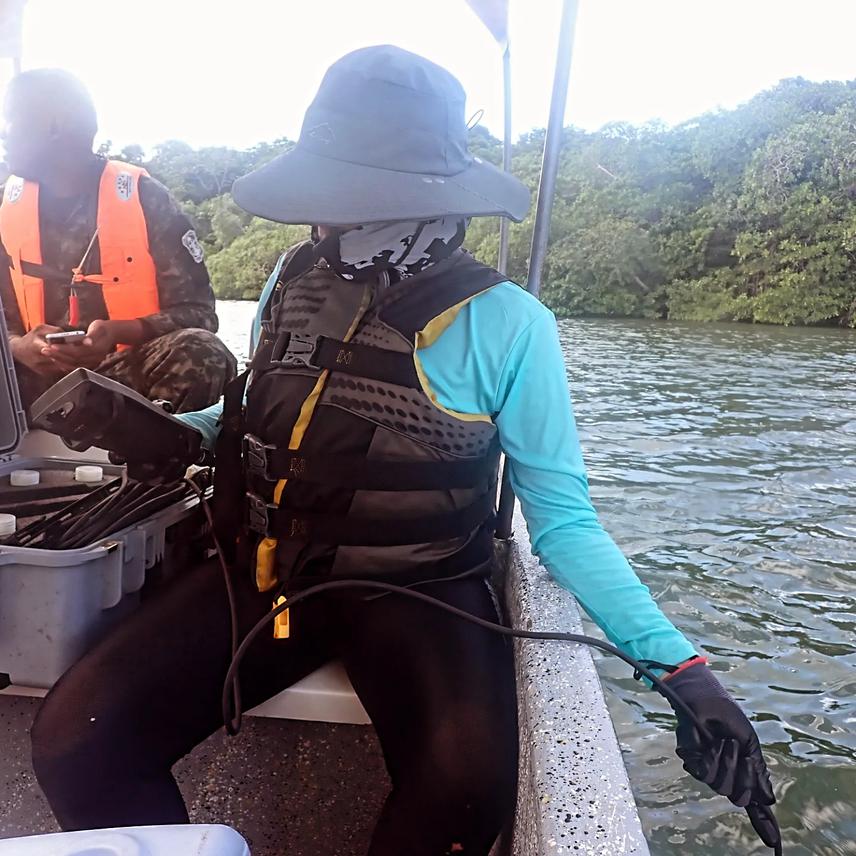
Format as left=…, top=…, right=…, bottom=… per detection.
left=247, top=660, right=370, bottom=724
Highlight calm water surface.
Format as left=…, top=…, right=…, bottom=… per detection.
left=218, top=303, right=856, bottom=855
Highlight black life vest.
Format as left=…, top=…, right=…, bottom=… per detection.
left=214, top=244, right=507, bottom=592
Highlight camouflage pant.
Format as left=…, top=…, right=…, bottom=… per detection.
left=15, top=328, right=237, bottom=414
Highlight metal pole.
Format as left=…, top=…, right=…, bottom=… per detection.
left=497, top=44, right=512, bottom=274
left=524, top=0, right=579, bottom=298
left=496, top=0, right=580, bottom=539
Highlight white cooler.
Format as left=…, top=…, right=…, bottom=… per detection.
left=0, top=825, right=250, bottom=855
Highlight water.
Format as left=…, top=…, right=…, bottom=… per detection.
left=217, top=300, right=256, bottom=363
left=217, top=303, right=856, bottom=855
left=558, top=319, right=856, bottom=856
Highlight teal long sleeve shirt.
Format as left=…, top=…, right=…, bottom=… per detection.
left=180, top=269, right=696, bottom=669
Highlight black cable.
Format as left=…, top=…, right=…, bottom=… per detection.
left=6, top=473, right=193, bottom=550
left=4, top=465, right=785, bottom=853
left=56, top=479, right=146, bottom=548
left=221, top=577, right=710, bottom=739
left=10, top=484, right=112, bottom=546
left=184, top=477, right=243, bottom=736
left=183, top=481, right=781, bottom=854
left=9, top=477, right=124, bottom=548
left=78, top=482, right=188, bottom=545
left=53, top=475, right=138, bottom=549
left=49, top=476, right=132, bottom=546
left=220, top=576, right=783, bottom=854
left=0, top=497, right=92, bottom=519
left=53, top=480, right=194, bottom=550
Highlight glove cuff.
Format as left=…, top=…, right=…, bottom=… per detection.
left=663, top=655, right=708, bottom=681
left=662, top=659, right=734, bottom=709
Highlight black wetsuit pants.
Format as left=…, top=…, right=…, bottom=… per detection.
left=30, top=559, right=518, bottom=856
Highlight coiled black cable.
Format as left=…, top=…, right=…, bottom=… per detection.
left=8, top=476, right=127, bottom=548
left=187, top=481, right=782, bottom=855
left=6, top=473, right=195, bottom=550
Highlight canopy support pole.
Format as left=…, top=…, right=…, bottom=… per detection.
left=497, top=43, right=512, bottom=275
left=495, top=0, right=580, bottom=539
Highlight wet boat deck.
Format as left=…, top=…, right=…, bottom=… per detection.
left=0, top=695, right=388, bottom=855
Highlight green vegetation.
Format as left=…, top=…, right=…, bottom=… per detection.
left=108, top=78, right=856, bottom=325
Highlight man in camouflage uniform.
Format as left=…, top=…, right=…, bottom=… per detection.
left=0, top=69, right=235, bottom=413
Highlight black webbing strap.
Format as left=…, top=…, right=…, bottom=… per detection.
left=20, top=260, right=72, bottom=281
left=284, top=523, right=497, bottom=590
left=222, top=369, right=250, bottom=431
left=211, top=368, right=252, bottom=561
left=376, top=251, right=507, bottom=342
left=312, top=336, right=420, bottom=388
left=248, top=340, right=274, bottom=371
left=244, top=434, right=498, bottom=490
left=249, top=332, right=420, bottom=388
left=249, top=241, right=316, bottom=371
left=257, top=489, right=496, bottom=546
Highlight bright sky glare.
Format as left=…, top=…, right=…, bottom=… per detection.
left=2, top=0, right=854, bottom=153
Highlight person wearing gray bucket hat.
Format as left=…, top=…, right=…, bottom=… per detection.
left=32, top=45, right=773, bottom=856
left=232, top=44, right=530, bottom=225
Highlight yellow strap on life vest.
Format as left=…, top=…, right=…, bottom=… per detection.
left=254, top=282, right=373, bottom=596
left=255, top=537, right=279, bottom=593
left=273, top=595, right=290, bottom=639
left=254, top=380, right=327, bottom=592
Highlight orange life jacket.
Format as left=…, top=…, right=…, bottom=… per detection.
left=0, top=160, right=160, bottom=332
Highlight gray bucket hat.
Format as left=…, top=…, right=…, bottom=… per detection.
left=232, top=45, right=530, bottom=225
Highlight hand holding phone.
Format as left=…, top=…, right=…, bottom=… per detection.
left=45, top=331, right=87, bottom=345
left=44, top=328, right=107, bottom=372
left=9, top=324, right=65, bottom=374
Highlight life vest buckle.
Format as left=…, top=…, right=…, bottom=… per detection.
left=246, top=491, right=277, bottom=536
left=243, top=433, right=275, bottom=480
left=270, top=332, right=321, bottom=369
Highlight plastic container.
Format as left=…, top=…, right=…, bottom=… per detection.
left=0, top=824, right=250, bottom=855
left=0, top=309, right=205, bottom=689
left=0, top=455, right=204, bottom=687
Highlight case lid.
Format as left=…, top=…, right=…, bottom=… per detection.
left=0, top=293, right=26, bottom=457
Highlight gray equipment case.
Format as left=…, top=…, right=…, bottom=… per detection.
left=0, top=311, right=203, bottom=688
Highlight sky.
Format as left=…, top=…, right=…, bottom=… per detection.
left=1, top=0, right=855, bottom=154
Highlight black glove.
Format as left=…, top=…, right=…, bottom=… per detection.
left=662, top=660, right=775, bottom=808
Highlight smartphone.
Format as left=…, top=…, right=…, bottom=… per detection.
left=45, top=331, right=87, bottom=345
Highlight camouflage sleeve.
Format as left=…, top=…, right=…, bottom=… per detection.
left=0, top=243, right=25, bottom=336
left=137, top=175, right=218, bottom=338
